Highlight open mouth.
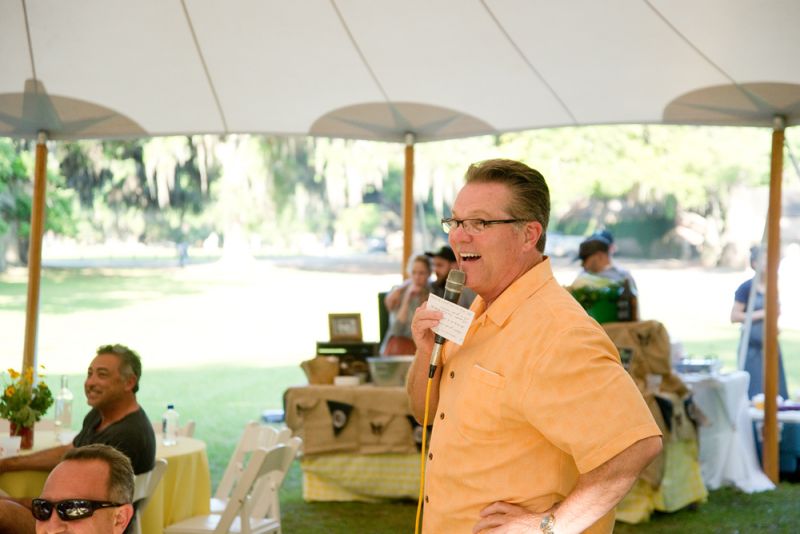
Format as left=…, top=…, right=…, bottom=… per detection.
left=460, top=252, right=481, bottom=263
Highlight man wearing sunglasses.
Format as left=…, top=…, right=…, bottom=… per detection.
left=407, top=159, right=662, bottom=534
left=32, top=444, right=134, bottom=533
left=0, top=344, right=154, bottom=533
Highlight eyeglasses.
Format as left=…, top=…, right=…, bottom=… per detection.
left=441, top=218, right=525, bottom=235
left=31, top=499, right=124, bottom=522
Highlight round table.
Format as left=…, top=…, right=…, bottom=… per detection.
left=0, top=431, right=211, bottom=534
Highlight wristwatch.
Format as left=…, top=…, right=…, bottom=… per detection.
left=539, top=512, right=556, bottom=534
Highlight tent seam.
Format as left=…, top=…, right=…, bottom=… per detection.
left=643, top=0, right=736, bottom=85
left=180, top=0, right=229, bottom=133
left=329, top=0, right=391, bottom=104
left=481, top=0, right=577, bottom=125
left=21, top=0, right=37, bottom=82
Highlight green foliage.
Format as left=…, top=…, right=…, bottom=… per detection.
left=0, top=139, right=77, bottom=266
left=608, top=208, right=675, bottom=257
left=0, top=124, right=783, bottom=262
left=381, top=163, right=405, bottom=215
left=335, top=204, right=382, bottom=237
left=568, top=282, right=621, bottom=310
left=55, top=136, right=215, bottom=243
left=0, top=140, right=29, bottom=236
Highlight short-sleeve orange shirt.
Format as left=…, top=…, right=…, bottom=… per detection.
left=422, top=258, right=661, bottom=533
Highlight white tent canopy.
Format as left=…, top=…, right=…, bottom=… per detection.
left=1, top=0, right=799, bottom=142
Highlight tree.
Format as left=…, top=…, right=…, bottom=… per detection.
left=0, top=139, right=76, bottom=270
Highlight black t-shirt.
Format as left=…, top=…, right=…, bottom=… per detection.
left=73, top=407, right=156, bottom=474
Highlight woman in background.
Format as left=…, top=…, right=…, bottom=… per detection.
left=381, top=255, right=432, bottom=355
left=731, top=246, right=789, bottom=399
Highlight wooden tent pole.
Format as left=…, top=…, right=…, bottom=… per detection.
left=762, top=115, right=784, bottom=483
left=22, top=131, right=48, bottom=372
left=402, top=133, right=415, bottom=279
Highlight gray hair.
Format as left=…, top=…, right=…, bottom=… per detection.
left=96, top=344, right=142, bottom=393
left=464, top=159, right=550, bottom=252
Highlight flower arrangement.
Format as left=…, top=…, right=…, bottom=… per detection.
left=1, top=366, right=54, bottom=429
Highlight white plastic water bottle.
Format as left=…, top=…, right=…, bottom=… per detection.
left=161, top=404, right=179, bottom=446
left=54, top=376, right=74, bottom=442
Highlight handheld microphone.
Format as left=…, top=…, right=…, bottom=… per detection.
left=428, top=269, right=465, bottom=377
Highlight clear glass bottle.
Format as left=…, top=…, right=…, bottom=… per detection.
left=161, top=404, right=179, bottom=446
left=54, top=375, right=74, bottom=441
left=617, top=280, right=636, bottom=322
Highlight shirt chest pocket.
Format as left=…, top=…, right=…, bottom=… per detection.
left=455, top=364, right=507, bottom=442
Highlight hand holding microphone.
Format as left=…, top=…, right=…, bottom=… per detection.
left=427, top=270, right=466, bottom=376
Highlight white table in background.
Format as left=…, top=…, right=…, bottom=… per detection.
left=679, top=371, right=774, bottom=493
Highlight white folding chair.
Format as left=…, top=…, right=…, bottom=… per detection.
left=250, top=436, right=301, bottom=523
left=165, top=444, right=293, bottom=534
left=211, top=423, right=287, bottom=513
left=130, top=459, right=168, bottom=534
left=181, top=420, right=196, bottom=438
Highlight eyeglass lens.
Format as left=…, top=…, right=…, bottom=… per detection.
left=442, top=219, right=488, bottom=235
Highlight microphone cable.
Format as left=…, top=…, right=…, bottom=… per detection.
left=413, top=269, right=465, bottom=534
left=414, top=376, right=434, bottom=534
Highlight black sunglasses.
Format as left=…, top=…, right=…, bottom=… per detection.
left=31, top=499, right=124, bottom=522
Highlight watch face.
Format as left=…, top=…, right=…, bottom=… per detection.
left=540, top=514, right=555, bottom=531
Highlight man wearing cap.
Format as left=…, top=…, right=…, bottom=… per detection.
left=574, top=234, right=638, bottom=293
left=591, top=229, right=616, bottom=255
left=426, top=245, right=476, bottom=308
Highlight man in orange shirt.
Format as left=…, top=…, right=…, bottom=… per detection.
left=407, top=159, right=662, bottom=533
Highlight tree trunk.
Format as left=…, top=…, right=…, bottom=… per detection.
left=17, top=236, right=29, bottom=266
left=0, top=231, right=8, bottom=272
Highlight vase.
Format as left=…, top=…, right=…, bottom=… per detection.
left=9, top=422, right=34, bottom=450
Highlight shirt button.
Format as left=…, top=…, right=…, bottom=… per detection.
left=450, top=371, right=455, bottom=379
left=439, top=412, right=445, bottom=420
left=428, top=452, right=433, bottom=460
left=425, top=495, right=429, bottom=503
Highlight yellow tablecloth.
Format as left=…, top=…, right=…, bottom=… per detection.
left=285, top=384, right=421, bottom=501
left=142, top=437, right=211, bottom=534
left=0, top=431, right=210, bottom=534
left=301, top=453, right=419, bottom=502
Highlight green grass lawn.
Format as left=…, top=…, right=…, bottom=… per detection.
left=4, top=259, right=800, bottom=532
left=42, top=365, right=800, bottom=533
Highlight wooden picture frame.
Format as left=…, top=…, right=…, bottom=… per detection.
left=329, top=313, right=363, bottom=342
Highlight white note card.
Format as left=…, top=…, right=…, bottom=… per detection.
left=427, top=293, right=475, bottom=345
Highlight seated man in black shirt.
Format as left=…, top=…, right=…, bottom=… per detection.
left=0, top=344, right=156, bottom=533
